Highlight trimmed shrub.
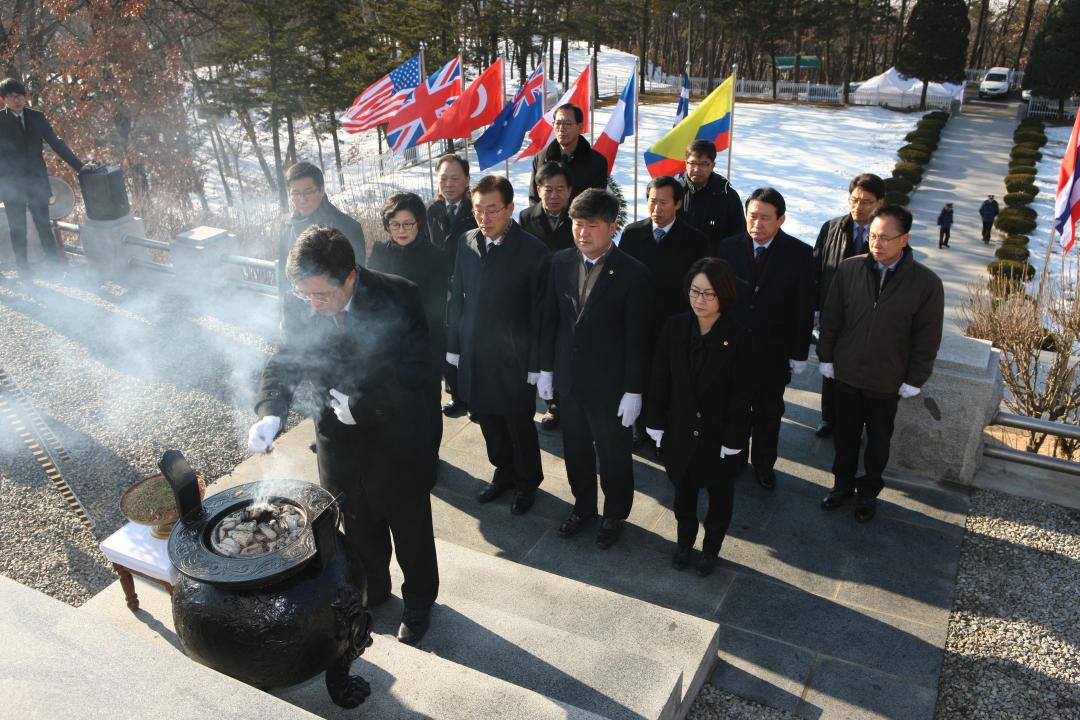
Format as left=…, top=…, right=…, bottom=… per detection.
left=904, top=131, right=939, bottom=150
left=1003, top=234, right=1030, bottom=246
left=1013, top=130, right=1048, bottom=147
left=995, top=245, right=1031, bottom=262
left=898, top=146, right=930, bottom=164
left=1010, top=146, right=1043, bottom=164
left=893, top=162, right=924, bottom=182
left=884, top=191, right=910, bottom=206
left=1004, top=191, right=1034, bottom=207
left=995, top=209, right=1037, bottom=234
left=925, top=110, right=950, bottom=121
left=917, top=117, right=946, bottom=130
left=1007, top=164, right=1037, bottom=176
left=987, top=259, right=1036, bottom=281
left=885, top=176, right=915, bottom=194
left=1005, top=174, right=1039, bottom=192
left=1017, top=118, right=1045, bottom=130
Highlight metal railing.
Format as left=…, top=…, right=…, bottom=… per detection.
left=1027, top=96, right=1080, bottom=121
left=983, top=410, right=1080, bottom=476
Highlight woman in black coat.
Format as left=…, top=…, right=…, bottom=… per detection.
left=368, top=192, right=449, bottom=446
left=645, top=257, right=753, bottom=576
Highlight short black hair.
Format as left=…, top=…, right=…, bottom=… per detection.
left=382, top=192, right=428, bottom=232
left=685, top=140, right=717, bottom=162
left=436, top=153, right=469, bottom=177
left=746, top=187, right=786, bottom=217
left=685, top=257, right=738, bottom=314
left=555, top=103, right=583, bottom=124
left=647, top=176, right=685, bottom=205
left=848, top=173, right=886, bottom=200
left=535, top=161, right=572, bottom=189
left=286, top=225, right=355, bottom=285
left=0, top=78, right=26, bottom=97
left=869, top=204, right=913, bottom=234
left=285, top=161, right=324, bottom=189
left=471, top=175, right=514, bottom=206
left=568, top=188, right=619, bottom=224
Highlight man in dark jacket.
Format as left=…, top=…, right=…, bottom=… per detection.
left=537, top=189, right=653, bottom=549
left=447, top=175, right=550, bottom=515
left=276, top=162, right=366, bottom=315
left=936, top=203, right=954, bottom=248
left=679, top=139, right=744, bottom=246
left=0, top=78, right=97, bottom=272
left=812, top=173, right=885, bottom=438
left=528, top=104, right=608, bottom=205
left=714, top=188, right=816, bottom=491
left=426, top=154, right=477, bottom=419
left=817, top=205, right=944, bottom=522
left=979, top=195, right=1000, bottom=243
left=248, top=225, right=439, bottom=645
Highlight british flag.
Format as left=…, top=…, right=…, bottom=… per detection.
left=474, top=65, right=545, bottom=170
left=385, top=56, right=462, bottom=153
left=340, top=54, right=422, bottom=134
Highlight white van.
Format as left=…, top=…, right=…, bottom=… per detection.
left=979, top=67, right=1012, bottom=99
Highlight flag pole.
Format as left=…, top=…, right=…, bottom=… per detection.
left=504, top=57, right=513, bottom=179
left=727, top=63, right=737, bottom=183
left=633, top=57, right=640, bottom=223
left=420, top=44, right=436, bottom=197
left=1035, top=226, right=1058, bottom=305
left=590, top=52, right=597, bottom=144
left=460, top=51, right=468, bottom=164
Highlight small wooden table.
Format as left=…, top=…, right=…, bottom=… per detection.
left=99, top=522, right=180, bottom=611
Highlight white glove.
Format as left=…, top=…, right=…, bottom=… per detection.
left=537, top=371, right=554, bottom=401
left=526, top=371, right=540, bottom=385
left=328, top=388, right=357, bottom=425
left=789, top=359, right=807, bottom=375
left=446, top=352, right=460, bottom=367
left=820, top=362, right=835, bottom=379
left=720, top=446, right=741, bottom=458
left=616, top=392, right=643, bottom=428
left=898, top=383, right=921, bottom=399
left=645, top=427, right=664, bottom=447
left=814, top=310, right=821, bottom=326
left=247, top=416, right=282, bottom=454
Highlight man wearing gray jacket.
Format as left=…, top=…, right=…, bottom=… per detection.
left=816, top=205, right=944, bottom=522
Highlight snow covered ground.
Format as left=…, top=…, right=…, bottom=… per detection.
left=1028, top=125, right=1078, bottom=291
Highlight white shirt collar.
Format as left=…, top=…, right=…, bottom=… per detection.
left=753, top=236, right=774, bottom=251
left=652, top=218, right=676, bottom=235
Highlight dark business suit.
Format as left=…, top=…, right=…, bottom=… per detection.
left=255, top=267, right=440, bottom=610
left=0, top=107, right=85, bottom=268
left=646, top=312, right=753, bottom=553
left=619, top=217, right=708, bottom=329
left=518, top=202, right=574, bottom=253
left=447, top=221, right=550, bottom=492
left=427, top=194, right=477, bottom=407
left=714, top=230, right=816, bottom=472
left=541, top=246, right=653, bottom=519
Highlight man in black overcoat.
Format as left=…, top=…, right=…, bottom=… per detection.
left=528, top=103, right=608, bottom=205
left=537, top=189, right=654, bottom=549
left=447, top=175, right=550, bottom=515
left=679, top=139, right=744, bottom=246
left=249, top=225, right=439, bottom=646
left=0, top=78, right=97, bottom=272
left=714, top=187, right=816, bottom=490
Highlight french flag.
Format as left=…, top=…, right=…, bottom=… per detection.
left=1055, top=111, right=1080, bottom=253
left=594, top=71, right=636, bottom=175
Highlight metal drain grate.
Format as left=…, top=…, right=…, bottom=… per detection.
left=0, top=368, right=94, bottom=533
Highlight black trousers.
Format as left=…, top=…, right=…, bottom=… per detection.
left=938, top=227, right=951, bottom=247
left=2, top=189, right=58, bottom=268
left=748, top=379, right=786, bottom=470
left=316, top=434, right=440, bottom=611
left=443, top=361, right=462, bottom=403
left=831, top=382, right=899, bottom=499
left=673, top=451, right=735, bottom=555
left=473, top=408, right=543, bottom=492
left=820, top=375, right=836, bottom=425
left=982, top=220, right=993, bottom=243
left=559, top=391, right=634, bottom=520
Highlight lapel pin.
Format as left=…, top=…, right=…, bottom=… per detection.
left=723, top=340, right=729, bottom=346
left=608, top=269, right=614, bottom=275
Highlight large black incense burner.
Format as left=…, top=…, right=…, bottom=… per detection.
left=161, top=450, right=372, bottom=708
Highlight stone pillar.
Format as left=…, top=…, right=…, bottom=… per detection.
left=79, top=215, right=150, bottom=275
left=170, top=226, right=232, bottom=288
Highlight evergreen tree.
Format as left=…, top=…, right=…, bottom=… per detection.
left=1023, top=0, right=1080, bottom=119
left=896, top=0, right=970, bottom=110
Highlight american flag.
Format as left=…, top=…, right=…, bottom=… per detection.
left=340, top=54, right=422, bottom=134
left=385, top=56, right=462, bottom=153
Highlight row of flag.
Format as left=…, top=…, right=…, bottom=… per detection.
left=338, top=53, right=735, bottom=178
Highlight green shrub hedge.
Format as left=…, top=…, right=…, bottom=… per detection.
left=1017, top=118, right=1045, bottom=130
left=995, top=209, right=1037, bottom=234
left=988, top=259, right=1036, bottom=281
left=1003, top=234, right=1030, bottom=246
left=1005, top=175, right=1039, bottom=195
left=995, top=245, right=1031, bottom=262
left=898, top=146, right=930, bottom=164
left=885, top=176, right=915, bottom=194
left=884, top=191, right=910, bottom=206
left=893, top=162, right=924, bottom=182
left=1007, top=164, right=1037, bottom=176
left=1014, top=130, right=1048, bottom=148
left=1004, top=191, right=1034, bottom=207
left=1010, top=146, right=1043, bottom=164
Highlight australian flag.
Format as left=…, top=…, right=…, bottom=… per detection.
left=475, top=65, right=545, bottom=171
left=674, top=72, right=690, bottom=127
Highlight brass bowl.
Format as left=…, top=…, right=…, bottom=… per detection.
left=120, top=472, right=205, bottom=539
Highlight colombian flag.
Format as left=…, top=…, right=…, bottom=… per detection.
left=645, top=76, right=733, bottom=178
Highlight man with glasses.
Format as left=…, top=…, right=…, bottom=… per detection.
left=811, top=173, right=885, bottom=438
left=447, top=175, right=550, bottom=516
left=528, top=104, right=608, bottom=206
left=817, top=205, right=944, bottom=522
left=249, top=225, right=440, bottom=645
left=276, top=161, right=366, bottom=320
left=680, top=140, right=744, bottom=247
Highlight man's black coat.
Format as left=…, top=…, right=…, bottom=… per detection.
left=276, top=197, right=367, bottom=302
left=714, top=230, right=817, bottom=387
left=447, top=221, right=550, bottom=416
left=528, top=136, right=608, bottom=205
left=813, top=214, right=862, bottom=312
left=0, top=107, right=84, bottom=198
left=680, top=172, right=744, bottom=246
left=518, top=203, right=574, bottom=254
left=618, top=216, right=708, bottom=326
left=427, top=194, right=477, bottom=277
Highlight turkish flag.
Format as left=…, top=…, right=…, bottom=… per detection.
left=518, top=65, right=591, bottom=160
left=418, top=59, right=505, bottom=143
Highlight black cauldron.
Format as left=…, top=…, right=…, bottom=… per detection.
left=161, top=451, right=372, bottom=708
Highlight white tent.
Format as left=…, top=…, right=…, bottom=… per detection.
left=853, top=67, right=964, bottom=108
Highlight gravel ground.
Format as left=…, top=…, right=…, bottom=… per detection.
left=688, top=684, right=797, bottom=719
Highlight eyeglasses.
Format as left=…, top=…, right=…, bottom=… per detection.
left=288, top=187, right=321, bottom=200
left=291, top=288, right=336, bottom=304
left=553, top=120, right=578, bottom=128
left=868, top=232, right=905, bottom=243
left=849, top=196, right=878, bottom=207
left=473, top=205, right=507, bottom=218
left=688, top=287, right=717, bottom=302
left=686, top=160, right=713, bottom=167
left=388, top=221, right=417, bottom=231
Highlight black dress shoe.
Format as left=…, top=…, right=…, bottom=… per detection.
left=854, top=496, right=877, bottom=523
left=695, top=554, right=718, bottom=577
left=477, top=482, right=509, bottom=503
left=672, top=546, right=692, bottom=570
left=540, top=411, right=560, bottom=431
left=397, top=608, right=431, bottom=645
left=557, top=511, right=595, bottom=537
left=820, top=490, right=854, bottom=511
left=595, top=518, right=623, bottom=549
left=441, top=399, right=467, bottom=417
left=815, top=422, right=834, bottom=438
left=754, top=466, right=777, bottom=490
left=510, top=490, right=535, bottom=515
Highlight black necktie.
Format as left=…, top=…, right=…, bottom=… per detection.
left=754, top=245, right=766, bottom=262
left=17, top=114, right=24, bottom=130
left=448, top=203, right=457, bottom=222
